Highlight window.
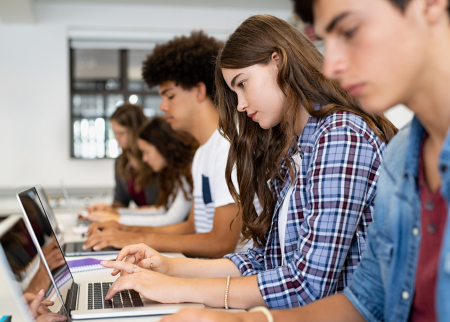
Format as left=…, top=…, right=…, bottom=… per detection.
left=70, top=46, right=163, bottom=159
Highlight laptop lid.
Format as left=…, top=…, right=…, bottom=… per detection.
left=17, top=187, right=74, bottom=317
left=0, top=214, right=53, bottom=322
left=35, top=185, right=61, bottom=236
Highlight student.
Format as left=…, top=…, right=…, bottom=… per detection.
left=99, top=15, right=397, bottom=310
left=84, top=31, right=243, bottom=259
left=87, top=103, right=158, bottom=214
left=85, top=116, right=198, bottom=227
left=160, top=0, right=450, bottom=321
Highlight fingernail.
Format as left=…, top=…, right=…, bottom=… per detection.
left=82, top=245, right=86, bottom=250
left=93, top=246, right=98, bottom=250
left=39, top=289, right=44, bottom=295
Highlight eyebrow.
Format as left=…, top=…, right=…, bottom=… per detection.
left=230, top=73, right=243, bottom=88
left=160, top=88, right=174, bottom=96
left=325, top=12, right=351, bottom=33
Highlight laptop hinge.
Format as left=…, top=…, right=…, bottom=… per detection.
left=65, top=281, right=79, bottom=312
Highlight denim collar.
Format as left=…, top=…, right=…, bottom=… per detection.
left=403, top=117, right=425, bottom=179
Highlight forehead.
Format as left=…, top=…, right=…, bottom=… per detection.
left=313, top=0, right=392, bottom=34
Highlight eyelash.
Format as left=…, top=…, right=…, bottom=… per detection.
left=168, top=95, right=175, bottom=100
left=343, top=27, right=358, bottom=39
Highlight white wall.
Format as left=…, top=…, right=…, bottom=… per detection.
left=0, top=2, right=290, bottom=189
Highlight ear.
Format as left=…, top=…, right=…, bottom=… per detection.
left=423, top=0, right=449, bottom=24
left=194, top=82, right=208, bottom=102
left=271, top=52, right=280, bottom=69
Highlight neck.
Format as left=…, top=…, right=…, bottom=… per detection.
left=294, top=104, right=311, bottom=137
left=405, top=25, right=450, bottom=144
left=188, top=100, right=219, bottom=145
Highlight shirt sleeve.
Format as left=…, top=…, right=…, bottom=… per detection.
left=258, top=125, right=380, bottom=308
left=224, top=246, right=267, bottom=276
left=212, top=143, right=238, bottom=208
left=118, top=186, right=192, bottom=227
left=114, top=160, right=131, bottom=207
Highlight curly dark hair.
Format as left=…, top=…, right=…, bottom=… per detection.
left=139, top=117, right=199, bottom=208
left=293, top=0, right=450, bottom=24
left=142, top=31, right=223, bottom=101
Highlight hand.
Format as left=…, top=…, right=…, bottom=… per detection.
left=42, top=241, right=65, bottom=271
left=101, top=243, right=172, bottom=276
left=86, top=203, right=117, bottom=213
left=101, top=262, right=184, bottom=304
left=160, top=308, right=252, bottom=322
left=86, top=221, right=129, bottom=236
left=82, top=229, right=139, bottom=250
left=86, top=211, right=120, bottom=223
left=24, top=290, right=67, bottom=321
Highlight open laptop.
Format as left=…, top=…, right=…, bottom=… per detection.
left=31, top=186, right=118, bottom=256
left=0, top=214, right=58, bottom=322
left=17, top=188, right=204, bottom=319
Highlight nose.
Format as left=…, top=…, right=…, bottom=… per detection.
left=159, top=98, right=168, bottom=112
left=236, top=96, right=249, bottom=113
left=322, top=42, right=347, bottom=80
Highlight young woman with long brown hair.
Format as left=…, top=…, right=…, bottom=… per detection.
left=84, top=117, right=198, bottom=228
left=87, top=103, right=158, bottom=215
left=99, top=15, right=397, bottom=310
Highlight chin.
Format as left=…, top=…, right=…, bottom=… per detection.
left=358, top=95, right=395, bottom=115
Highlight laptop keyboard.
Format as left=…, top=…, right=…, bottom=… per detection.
left=87, top=282, right=144, bottom=310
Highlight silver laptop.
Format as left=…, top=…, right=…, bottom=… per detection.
left=0, top=214, right=57, bottom=322
left=17, top=187, right=204, bottom=319
left=32, top=186, right=118, bottom=256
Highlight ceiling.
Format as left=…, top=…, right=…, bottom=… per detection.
left=33, top=0, right=292, bottom=10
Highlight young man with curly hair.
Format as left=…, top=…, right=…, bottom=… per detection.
left=83, top=31, right=245, bottom=259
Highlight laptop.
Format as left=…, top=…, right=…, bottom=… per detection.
left=17, top=188, right=204, bottom=319
left=32, top=186, right=118, bottom=256
left=0, top=214, right=58, bottom=322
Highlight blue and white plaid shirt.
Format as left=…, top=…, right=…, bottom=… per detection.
left=224, top=111, right=386, bottom=309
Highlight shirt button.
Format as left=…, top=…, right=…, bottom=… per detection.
left=427, top=223, right=437, bottom=234
left=412, top=227, right=420, bottom=236
left=402, top=291, right=410, bottom=300
left=440, top=165, right=448, bottom=173
left=425, top=200, right=435, bottom=210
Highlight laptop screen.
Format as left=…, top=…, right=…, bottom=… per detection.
left=17, top=188, right=74, bottom=310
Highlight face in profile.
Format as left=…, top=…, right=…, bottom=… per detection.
left=221, top=53, right=287, bottom=129
left=313, top=0, right=429, bottom=113
left=138, top=139, right=167, bottom=172
left=158, top=80, right=197, bottom=132
left=110, top=120, right=129, bottom=149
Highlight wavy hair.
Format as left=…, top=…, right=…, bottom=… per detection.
left=110, top=103, right=154, bottom=192
left=215, top=15, right=397, bottom=245
left=139, top=117, right=199, bottom=208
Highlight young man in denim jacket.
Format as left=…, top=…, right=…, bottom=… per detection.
left=161, top=0, right=450, bottom=321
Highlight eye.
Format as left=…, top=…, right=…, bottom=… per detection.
left=168, top=95, right=175, bottom=100
left=342, top=26, right=358, bottom=39
left=238, top=80, right=246, bottom=88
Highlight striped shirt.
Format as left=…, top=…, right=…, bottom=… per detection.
left=192, top=129, right=235, bottom=233
left=224, top=111, right=386, bottom=308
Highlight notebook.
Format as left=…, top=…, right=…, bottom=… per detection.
left=67, top=258, right=106, bottom=273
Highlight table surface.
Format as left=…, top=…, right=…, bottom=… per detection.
left=0, top=209, right=218, bottom=322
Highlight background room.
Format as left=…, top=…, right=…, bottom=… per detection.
left=0, top=0, right=413, bottom=214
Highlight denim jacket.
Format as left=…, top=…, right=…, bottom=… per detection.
left=344, top=117, right=450, bottom=322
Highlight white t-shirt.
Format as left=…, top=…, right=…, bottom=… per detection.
left=118, top=176, right=192, bottom=227
left=278, top=152, right=302, bottom=265
left=191, top=129, right=236, bottom=233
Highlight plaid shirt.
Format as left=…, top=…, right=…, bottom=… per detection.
left=224, top=111, right=386, bottom=309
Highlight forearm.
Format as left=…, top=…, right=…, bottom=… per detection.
left=112, top=200, right=126, bottom=208
left=179, top=275, right=265, bottom=309
left=129, top=220, right=195, bottom=235
left=168, top=258, right=241, bottom=278
left=141, top=231, right=238, bottom=258
left=270, top=294, right=364, bottom=322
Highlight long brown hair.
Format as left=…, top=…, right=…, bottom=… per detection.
left=215, top=15, right=398, bottom=246
left=110, top=103, right=153, bottom=192
left=139, top=117, right=199, bottom=208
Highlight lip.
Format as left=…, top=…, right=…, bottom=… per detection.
left=247, top=112, right=257, bottom=121
left=342, top=83, right=366, bottom=97
left=165, top=116, right=173, bottom=123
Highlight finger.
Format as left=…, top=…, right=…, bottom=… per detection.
left=82, top=234, right=103, bottom=249
left=38, top=304, right=52, bottom=315
left=41, top=300, right=54, bottom=307
left=105, top=277, right=137, bottom=300
left=92, top=240, right=112, bottom=251
left=87, top=223, right=101, bottom=236
left=29, top=289, right=45, bottom=318
left=115, top=244, right=146, bottom=262
left=101, top=260, right=140, bottom=274
left=23, top=292, right=37, bottom=303
left=37, top=313, right=68, bottom=322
